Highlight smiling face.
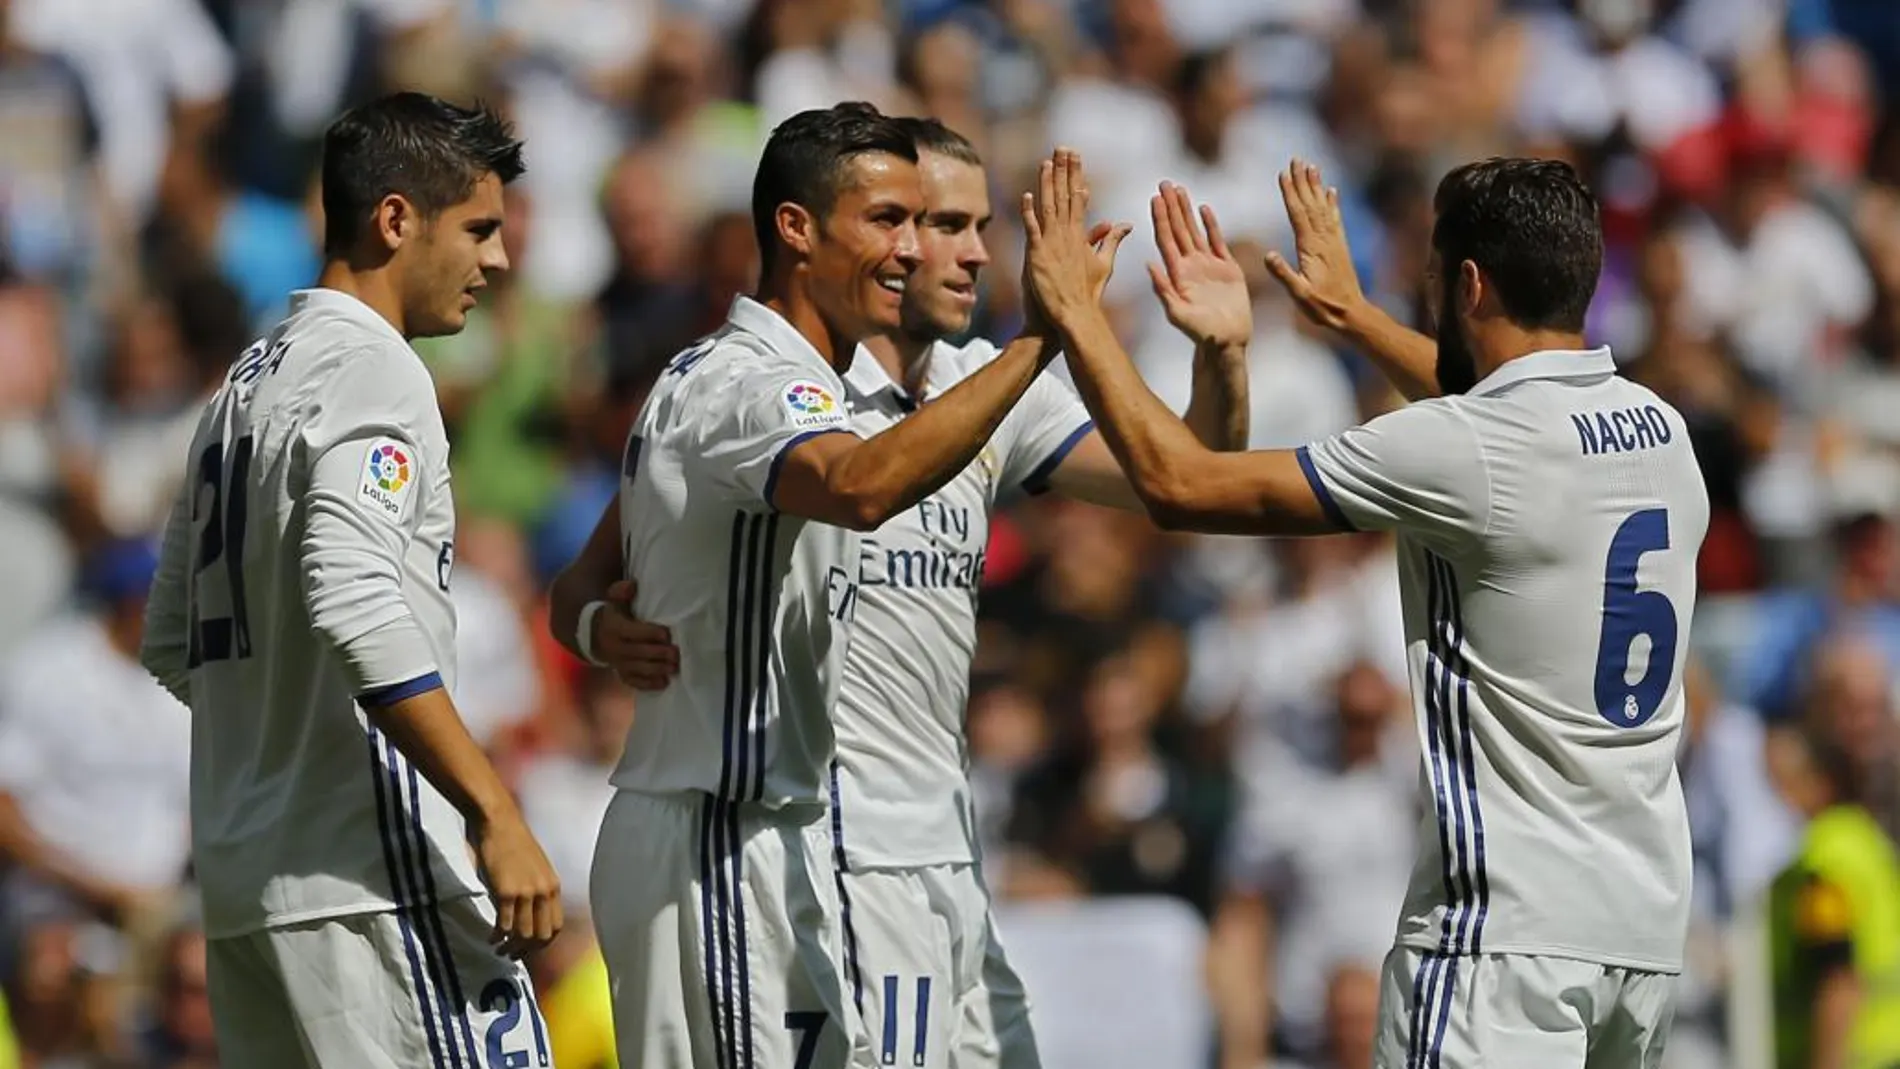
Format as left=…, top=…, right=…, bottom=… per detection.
left=802, top=151, right=924, bottom=341
left=396, top=171, right=510, bottom=338
left=900, top=150, right=992, bottom=341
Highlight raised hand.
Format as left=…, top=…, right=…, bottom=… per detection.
left=1147, top=182, right=1252, bottom=350
left=591, top=578, right=679, bottom=691
left=1264, top=159, right=1367, bottom=332
left=1021, top=147, right=1131, bottom=331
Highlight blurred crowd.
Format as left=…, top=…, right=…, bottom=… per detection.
left=3, top=0, right=1900, bottom=1066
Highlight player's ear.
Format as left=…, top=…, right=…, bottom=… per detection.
left=1457, top=259, right=1485, bottom=319
left=776, top=202, right=816, bottom=260
left=373, top=193, right=416, bottom=253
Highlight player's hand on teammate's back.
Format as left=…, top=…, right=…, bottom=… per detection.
left=1146, top=182, right=1252, bottom=350
left=473, top=810, right=563, bottom=958
left=1264, top=159, right=1367, bottom=332
left=591, top=579, right=679, bottom=690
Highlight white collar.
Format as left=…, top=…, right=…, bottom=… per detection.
left=286, top=288, right=410, bottom=349
left=726, top=296, right=835, bottom=374
left=843, top=342, right=937, bottom=409
left=1468, top=347, right=1616, bottom=397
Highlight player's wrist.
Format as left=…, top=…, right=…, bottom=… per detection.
left=575, top=600, right=609, bottom=667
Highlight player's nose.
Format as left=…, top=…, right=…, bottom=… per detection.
left=963, top=234, right=991, bottom=270
left=481, top=240, right=511, bottom=275
left=894, top=223, right=922, bottom=273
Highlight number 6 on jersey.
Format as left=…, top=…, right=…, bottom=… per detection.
left=1593, top=508, right=1678, bottom=728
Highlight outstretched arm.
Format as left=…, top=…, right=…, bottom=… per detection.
left=1021, top=153, right=1339, bottom=535
left=1264, top=159, right=1440, bottom=402
left=1043, top=182, right=1251, bottom=510
left=777, top=334, right=1057, bottom=530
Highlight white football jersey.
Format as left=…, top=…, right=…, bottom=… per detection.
left=612, top=297, right=860, bottom=808
left=830, top=339, right=1092, bottom=869
left=141, top=288, right=483, bottom=939
left=1298, top=347, right=1708, bottom=972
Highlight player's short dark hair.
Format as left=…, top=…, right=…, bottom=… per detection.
left=751, top=102, right=917, bottom=274
left=1431, top=157, right=1603, bottom=333
left=320, top=92, right=525, bottom=258
left=892, top=116, right=982, bottom=168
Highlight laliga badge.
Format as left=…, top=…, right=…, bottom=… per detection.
left=783, top=381, right=843, bottom=429
left=359, top=438, right=417, bottom=523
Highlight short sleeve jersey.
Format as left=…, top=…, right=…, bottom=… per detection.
left=147, top=288, right=480, bottom=938
left=611, top=297, right=860, bottom=808
left=830, top=338, right=1092, bottom=868
left=1297, top=348, right=1709, bottom=972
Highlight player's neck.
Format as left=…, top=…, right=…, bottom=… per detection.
left=861, top=332, right=933, bottom=398
left=317, top=260, right=410, bottom=339
left=757, top=275, right=852, bottom=370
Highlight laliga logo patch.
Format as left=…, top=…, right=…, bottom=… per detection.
left=783, top=381, right=842, bottom=428
left=358, top=438, right=417, bottom=522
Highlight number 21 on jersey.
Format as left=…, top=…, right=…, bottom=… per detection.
left=1593, top=508, right=1679, bottom=728
left=187, top=434, right=255, bottom=668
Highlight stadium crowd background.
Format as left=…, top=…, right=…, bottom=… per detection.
left=1, top=0, right=1898, bottom=1065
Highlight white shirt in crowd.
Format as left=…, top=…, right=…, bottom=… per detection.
left=0, top=615, right=191, bottom=890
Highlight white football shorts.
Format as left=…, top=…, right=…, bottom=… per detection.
left=1375, top=945, right=1677, bottom=1069
left=206, top=894, right=548, bottom=1069
left=836, top=861, right=1040, bottom=1069
left=591, top=790, right=874, bottom=1069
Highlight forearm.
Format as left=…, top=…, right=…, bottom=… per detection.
left=1809, top=970, right=1860, bottom=1069
left=830, top=333, right=1054, bottom=526
left=1055, top=309, right=1219, bottom=517
left=1182, top=340, right=1249, bottom=451
left=1208, top=897, right=1272, bottom=1069
left=365, top=686, right=520, bottom=829
left=0, top=793, right=110, bottom=896
left=140, top=484, right=194, bottom=699
left=548, top=498, right=623, bottom=662
left=1340, top=299, right=1440, bottom=402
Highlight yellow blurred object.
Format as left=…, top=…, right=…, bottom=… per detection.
left=544, top=941, right=617, bottom=1069
left=0, top=989, right=19, bottom=1069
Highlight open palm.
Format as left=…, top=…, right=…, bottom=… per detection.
left=1148, top=183, right=1252, bottom=350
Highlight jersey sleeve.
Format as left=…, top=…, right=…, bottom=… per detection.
left=1296, top=400, right=1491, bottom=544
left=139, top=473, right=196, bottom=702
left=991, top=343, right=1095, bottom=496
left=296, top=345, right=444, bottom=704
left=683, top=351, right=855, bottom=510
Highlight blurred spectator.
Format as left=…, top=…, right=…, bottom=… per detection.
left=0, top=539, right=188, bottom=961
left=0, top=272, right=77, bottom=653
left=1734, top=513, right=1900, bottom=721
left=519, top=670, right=626, bottom=1069
left=1675, top=108, right=1874, bottom=396
left=1005, top=627, right=1232, bottom=914
left=1208, top=661, right=1414, bottom=1069
left=8, top=0, right=233, bottom=224
left=1764, top=720, right=1900, bottom=1069
left=68, top=273, right=247, bottom=541
left=139, top=917, right=214, bottom=1069
left=1269, top=963, right=1381, bottom=1069
left=0, top=0, right=104, bottom=286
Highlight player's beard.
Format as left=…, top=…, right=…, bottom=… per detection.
left=1435, top=282, right=1479, bottom=396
